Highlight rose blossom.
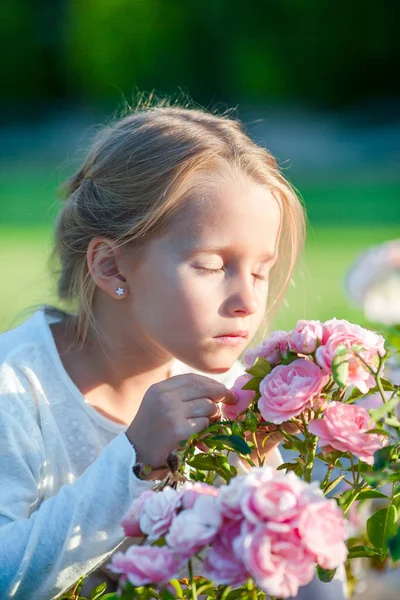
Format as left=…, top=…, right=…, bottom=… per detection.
left=297, top=498, right=348, bottom=569
left=203, top=520, right=249, bottom=587
left=139, top=486, right=182, bottom=541
left=258, top=358, right=329, bottom=424
left=109, top=545, right=183, bottom=587
left=239, top=524, right=315, bottom=598
left=166, top=495, right=222, bottom=555
left=180, top=481, right=218, bottom=510
left=217, top=474, right=248, bottom=519
left=241, top=467, right=320, bottom=529
left=308, top=401, right=383, bottom=465
left=121, top=489, right=154, bottom=537
left=288, top=319, right=323, bottom=354
left=244, top=330, right=288, bottom=367
left=221, top=374, right=255, bottom=420
left=316, top=318, right=386, bottom=393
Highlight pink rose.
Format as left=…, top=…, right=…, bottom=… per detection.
left=288, top=320, right=323, bottom=354
left=221, top=374, right=255, bottom=420
left=109, top=545, right=183, bottom=587
left=240, top=524, right=315, bottom=598
left=140, top=487, right=181, bottom=541
left=244, top=331, right=288, bottom=367
left=308, top=401, right=383, bottom=465
left=121, top=489, right=154, bottom=537
left=297, top=499, right=348, bottom=569
left=316, top=319, right=385, bottom=393
left=180, top=481, right=218, bottom=510
left=241, top=468, right=318, bottom=529
left=217, top=474, right=248, bottom=520
left=258, top=358, right=329, bottom=424
left=166, top=495, right=222, bottom=555
left=203, top=520, right=249, bottom=587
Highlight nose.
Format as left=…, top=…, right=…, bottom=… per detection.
left=224, top=273, right=259, bottom=317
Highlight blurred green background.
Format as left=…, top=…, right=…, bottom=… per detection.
left=1, top=0, right=399, bottom=333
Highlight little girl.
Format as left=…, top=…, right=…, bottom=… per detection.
left=0, top=103, right=344, bottom=599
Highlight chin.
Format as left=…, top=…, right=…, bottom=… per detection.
left=203, top=366, right=232, bottom=374
left=191, top=353, right=237, bottom=375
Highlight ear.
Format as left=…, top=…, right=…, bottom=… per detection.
left=87, top=237, right=128, bottom=299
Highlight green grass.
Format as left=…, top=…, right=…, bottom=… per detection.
left=1, top=224, right=398, bottom=334
left=1, top=164, right=398, bottom=333
left=1, top=165, right=399, bottom=227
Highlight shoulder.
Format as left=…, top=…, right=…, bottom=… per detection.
left=0, top=309, right=52, bottom=421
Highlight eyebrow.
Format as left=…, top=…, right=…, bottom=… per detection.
left=190, top=244, right=277, bottom=263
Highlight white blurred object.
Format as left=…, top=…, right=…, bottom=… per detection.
left=345, top=239, right=400, bottom=325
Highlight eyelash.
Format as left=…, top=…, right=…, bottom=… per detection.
left=198, top=267, right=266, bottom=281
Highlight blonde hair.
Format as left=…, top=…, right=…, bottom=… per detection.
left=54, top=99, right=306, bottom=342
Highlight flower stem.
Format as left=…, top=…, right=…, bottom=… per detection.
left=321, top=461, right=336, bottom=489
left=252, top=431, right=263, bottom=466
left=188, top=559, right=197, bottom=600
left=304, top=435, right=317, bottom=483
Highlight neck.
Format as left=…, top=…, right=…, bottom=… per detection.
left=52, top=302, right=174, bottom=421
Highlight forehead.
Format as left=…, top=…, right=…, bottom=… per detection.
left=167, top=172, right=282, bottom=258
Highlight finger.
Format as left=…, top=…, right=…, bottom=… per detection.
left=185, top=398, right=220, bottom=419
left=209, top=403, right=222, bottom=422
left=167, top=374, right=236, bottom=403
left=186, top=417, right=210, bottom=435
left=179, top=381, right=236, bottom=404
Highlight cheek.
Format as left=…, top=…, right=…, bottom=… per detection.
left=168, top=272, right=218, bottom=324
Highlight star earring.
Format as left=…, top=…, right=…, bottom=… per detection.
left=116, top=287, right=125, bottom=296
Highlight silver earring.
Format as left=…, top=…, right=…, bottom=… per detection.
left=116, top=287, right=125, bottom=296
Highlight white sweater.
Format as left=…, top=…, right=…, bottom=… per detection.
left=0, top=308, right=282, bottom=599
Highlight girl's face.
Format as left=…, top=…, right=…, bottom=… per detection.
left=121, top=172, right=282, bottom=373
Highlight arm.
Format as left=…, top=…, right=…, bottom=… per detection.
left=0, top=407, right=153, bottom=600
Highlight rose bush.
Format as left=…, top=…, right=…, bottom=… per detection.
left=78, top=318, right=399, bottom=600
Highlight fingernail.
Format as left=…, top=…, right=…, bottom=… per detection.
left=231, top=391, right=239, bottom=403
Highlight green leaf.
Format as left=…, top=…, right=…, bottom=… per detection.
left=373, top=446, right=396, bottom=471
left=242, top=376, right=263, bottom=391
left=357, top=490, right=389, bottom=500
left=245, top=357, right=272, bottom=378
left=323, top=474, right=346, bottom=495
left=244, top=410, right=259, bottom=432
left=91, top=583, right=107, bottom=599
left=316, top=565, right=336, bottom=582
left=276, top=461, right=303, bottom=476
left=346, top=387, right=365, bottom=403
left=347, top=545, right=383, bottom=559
left=99, top=595, right=118, bottom=600
left=160, top=590, right=176, bottom=600
left=367, top=505, right=399, bottom=553
left=365, top=428, right=392, bottom=436
left=211, top=434, right=252, bottom=455
left=385, top=416, right=400, bottom=427
left=168, top=579, right=183, bottom=599
left=388, top=527, right=400, bottom=561
left=332, top=352, right=349, bottom=388
left=187, top=454, right=228, bottom=471
left=280, top=353, right=300, bottom=365
left=347, top=379, right=396, bottom=404
left=231, top=421, right=245, bottom=437
left=338, top=488, right=359, bottom=509
left=370, top=395, right=400, bottom=422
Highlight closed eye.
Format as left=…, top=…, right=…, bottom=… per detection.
left=197, top=267, right=224, bottom=274
left=198, top=267, right=267, bottom=280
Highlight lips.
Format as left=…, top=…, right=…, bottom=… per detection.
left=214, top=330, right=249, bottom=339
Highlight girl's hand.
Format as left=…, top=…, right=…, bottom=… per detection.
left=125, top=374, right=237, bottom=469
